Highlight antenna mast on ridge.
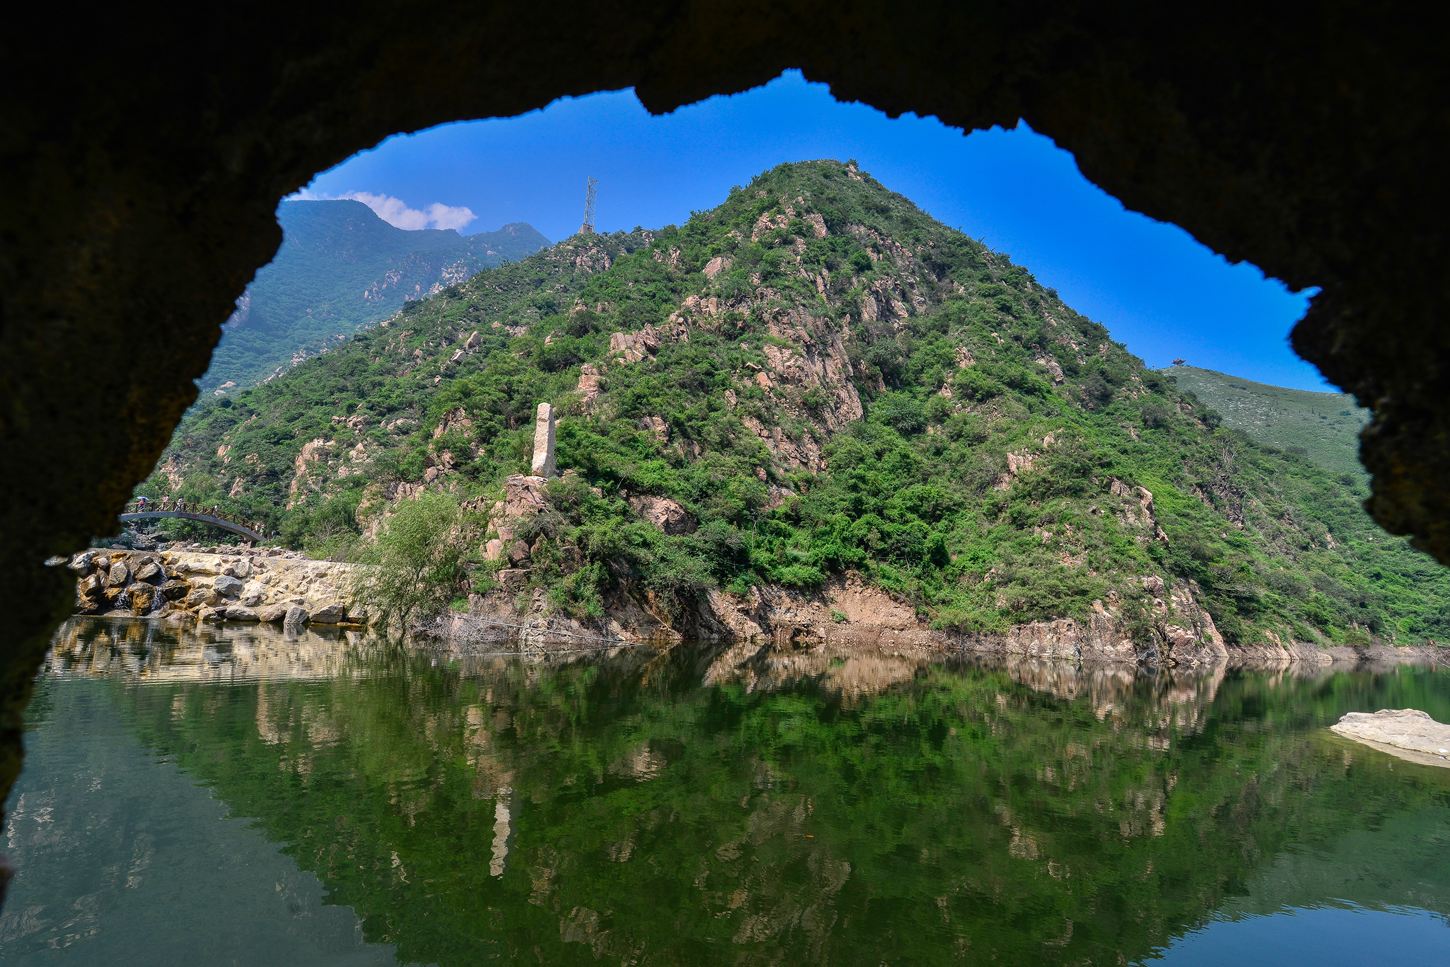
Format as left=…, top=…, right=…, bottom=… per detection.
left=579, top=176, right=598, bottom=235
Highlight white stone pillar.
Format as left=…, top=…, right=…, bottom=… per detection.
left=530, top=402, right=556, bottom=478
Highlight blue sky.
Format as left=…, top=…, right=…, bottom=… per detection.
left=299, top=71, right=1328, bottom=391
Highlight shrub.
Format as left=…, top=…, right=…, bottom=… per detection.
left=355, top=491, right=481, bottom=631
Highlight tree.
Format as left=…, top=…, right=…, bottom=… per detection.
left=355, top=491, right=480, bottom=632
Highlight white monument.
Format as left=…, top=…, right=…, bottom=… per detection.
left=530, top=402, right=556, bottom=477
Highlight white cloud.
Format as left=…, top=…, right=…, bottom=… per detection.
left=342, top=191, right=477, bottom=232
left=423, top=201, right=477, bottom=231
left=287, top=188, right=477, bottom=232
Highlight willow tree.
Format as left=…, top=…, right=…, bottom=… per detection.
left=355, top=491, right=481, bottom=632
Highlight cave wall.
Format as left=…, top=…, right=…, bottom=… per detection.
left=2, top=2, right=1446, bottom=897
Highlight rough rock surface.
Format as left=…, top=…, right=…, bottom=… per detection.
left=1330, top=709, right=1450, bottom=768
left=458, top=568, right=1244, bottom=669
left=71, top=548, right=361, bottom=627
left=628, top=495, right=694, bottom=535
left=7, top=0, right=1450, bottom=899
left=483, top=474, right=550, bottom=563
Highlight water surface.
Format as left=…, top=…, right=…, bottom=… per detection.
left=3, top=618, right=1448, bottom=964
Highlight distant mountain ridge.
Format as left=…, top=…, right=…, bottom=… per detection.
left=203, top=200, right=548, bottom=391
left=1162, top=365, right=1369, bottom=481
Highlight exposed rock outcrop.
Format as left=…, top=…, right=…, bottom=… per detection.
left=628, top=494, right=694, bottom=535
left=483, top=474, right=550, bottom=564
left=1330, top=709, right=1450, bottom=768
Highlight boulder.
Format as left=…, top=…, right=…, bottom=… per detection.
left=126, top=585, right=155, bottom=612
left=185, top=587, right=219, bottom=608
left=309, top=602, right=346, bottom=624
left=195, top=606, right=225, bottom=624
left=106, top=561, right=130, bottom=587
left=68, top=551, right=93, bottom=573
left=159, top=579, right=190, bottom=601
left=283, top=605, right=309, bottom=632
left=233, top=558, right=252, bottom=579
left=224, top=605, right=259, bottom=621
left=213, top=575, right=244, bottom=597
left=134, top=560, right=164, bottom=583
left=1330, top=709, right=1450, bottom=767
left=258, top=602, right=291, bottom=623
left=629, top=494, right=695, bottom=535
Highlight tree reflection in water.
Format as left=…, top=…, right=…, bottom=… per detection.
left=9, top=618, right=1450, bottom=965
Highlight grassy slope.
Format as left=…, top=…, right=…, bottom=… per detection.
left=150, top=161, right=1450, bottom=646
left=1163, top=365, right=1369, bottom=481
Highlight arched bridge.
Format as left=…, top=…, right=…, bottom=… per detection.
left=119, top=511, right=264, bottom=543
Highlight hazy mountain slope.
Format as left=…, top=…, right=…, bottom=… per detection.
left=150, top=161, right=1450, bottom=649
left=1163, top=365, right=1369, bottom=481
left=205, top=200, right=548, bottom=391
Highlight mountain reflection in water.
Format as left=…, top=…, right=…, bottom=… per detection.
left=3, top=618, right=1449, bottom=965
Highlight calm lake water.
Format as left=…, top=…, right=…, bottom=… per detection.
left=2, top=618, right=1448, bottom=965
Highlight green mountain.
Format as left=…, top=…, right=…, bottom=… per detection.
left=204, top=200, right=548, bottom=391
left=1163, top=364, right=1370, bottom=482
left=149, top=161, right=1450, bottom=649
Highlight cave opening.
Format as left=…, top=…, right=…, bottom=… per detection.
left=5, top=7, right=1448, bottom=913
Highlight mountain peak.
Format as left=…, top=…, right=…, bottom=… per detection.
left=156, top=164, right=1450, bottom=654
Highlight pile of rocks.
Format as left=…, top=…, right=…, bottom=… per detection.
left=71, top=548, right=363, bottom=627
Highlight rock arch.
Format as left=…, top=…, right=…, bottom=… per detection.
left=3, top=2, right=1448, bottom=894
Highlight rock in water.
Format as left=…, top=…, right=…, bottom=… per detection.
left=530, top=402, right=556, bottom=477
left=309, top=602, right=345, bottom=624
left=283, top=605, right=309, bottom=633
left=105, top=561, right=130, bottom=587
left=1330, top=708, right=1450, bottom=768
left=258, top=602, right=291, bottom=623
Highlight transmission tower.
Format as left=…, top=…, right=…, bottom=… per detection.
left=579, top=176, right=598, bottom=235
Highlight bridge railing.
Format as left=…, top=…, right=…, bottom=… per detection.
left=118, top=510, right=265, bottom=543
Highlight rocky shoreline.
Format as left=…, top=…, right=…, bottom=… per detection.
left=68, top=543, right=1443, bottom=668
left=70, top=547, right=363, bottom=628
left=448, top=567, right=1445, bottom=668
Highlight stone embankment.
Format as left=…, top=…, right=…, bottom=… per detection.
left=71, top=547, right=364, bottom=627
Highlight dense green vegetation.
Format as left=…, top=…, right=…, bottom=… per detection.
left=150, top=161, right=1450, bottom=646
left=204, top=200, right=547, bottom=391
left=85, top=631, right=1450, bottom=965
left=1164, top=364, right=1370, bottom=481
left=355, top=491, right=482, bottom=627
